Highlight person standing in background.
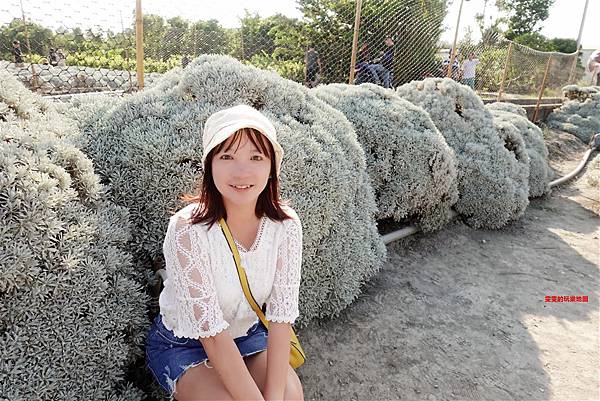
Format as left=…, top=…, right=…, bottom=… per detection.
left=461, top=52, right=479, bottom=89
left=12, top=40, right=23, bottom=65
left=304, top=45, right=322, bottom=88
left=371, top=36, right=395, bottom=88
left=588, top=49, right=600, bottom=86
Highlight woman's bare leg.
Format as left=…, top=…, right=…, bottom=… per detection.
left=245, top=351, right=304, bottom=401
left=174, top=362, right=233, bottom=401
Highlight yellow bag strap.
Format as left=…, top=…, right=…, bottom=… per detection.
left=219, top=218, right=270, bottom=329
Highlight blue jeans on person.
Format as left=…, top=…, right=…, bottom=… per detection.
left=462, top=77, right=475, bottom=89
left=356, top=61, right=381, bottom=85
left=146, top=314, right=268, bottom=396
left=371, top=63, right=391, bottom=88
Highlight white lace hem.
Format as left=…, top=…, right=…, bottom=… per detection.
left=265, top=313, right=299, bottom=325
left=161, top=313, right=230, bottom=339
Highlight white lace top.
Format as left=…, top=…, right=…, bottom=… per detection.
left=159, top=203, right=302, bottom=339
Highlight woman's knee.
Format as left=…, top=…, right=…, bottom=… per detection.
left=284, top=368, right=304, bottom=401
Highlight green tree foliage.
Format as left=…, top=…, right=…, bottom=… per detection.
left=239, top=12, right=306, bottom=61
left=497, top=0, right=555, bottom=38
left=142, top=14, right=167, bottom=60
left=0, top=18, right=53, bottom=59
left=299, top=0, right=447, bottom=85
left=513, top=32, right=577, bottom=53
left=183, top=19, right=230, bottom=56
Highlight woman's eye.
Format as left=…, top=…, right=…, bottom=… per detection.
left=219, top=154, right=233, bottom=160
left=251, top=155, right=263, bottom=161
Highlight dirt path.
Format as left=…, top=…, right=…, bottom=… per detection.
left=297, top=131, right=599, bottom=401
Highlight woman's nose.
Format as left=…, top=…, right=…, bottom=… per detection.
left=231, top=160, right=253, bottom=176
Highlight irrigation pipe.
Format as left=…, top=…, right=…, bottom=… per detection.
left=383, top=133, right=600, bottom=245
left=549, top=133, right=600, bottom=187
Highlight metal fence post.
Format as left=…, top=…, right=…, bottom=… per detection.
left=497, top=42, right=512, bottom=102
left=135, top=0, right=145, bottom=90
left=567, top=52, right=578, bottom=84
left=447, top=0, right=465, bottom=78
left=533, top=54, right=553, bottom=123
left=348, top=0, right=363, bottom=84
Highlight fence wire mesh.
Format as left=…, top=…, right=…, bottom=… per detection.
left=0, top=0, right=587, bottom=98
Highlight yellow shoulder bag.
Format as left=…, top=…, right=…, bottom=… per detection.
left=219, top=218, right=306, bottom=369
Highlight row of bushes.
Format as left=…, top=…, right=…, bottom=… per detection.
left=1, top=56, right=556, bottom=398
left=21, top=50, right=184, bottom=74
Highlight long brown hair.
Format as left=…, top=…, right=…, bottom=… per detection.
left=183, top=127, right=291, bottom=226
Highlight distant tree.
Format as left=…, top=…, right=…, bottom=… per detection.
left=497, top=0, right=555, bottom=38
left=513, top=32, right=554, bottom=51
left=298, top=0, right=448, bottom=84
left=548, top=37, right=576, bottom=54
left=513, top=33, right=577, bottom=53
left=0, top=18, right=54, bottom=59
left=164, top=17, right=189, bottom=58
left=142, top=14, right=167, bottom=60
left=183, top=19, right=229, bottom=56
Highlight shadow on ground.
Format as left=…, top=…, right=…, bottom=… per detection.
left=298, top=177, right=599, bottom=401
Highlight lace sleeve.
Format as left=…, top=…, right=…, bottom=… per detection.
left=266, top=213, right=302, bottom=324
left=162, top=217, right=229, bottom=338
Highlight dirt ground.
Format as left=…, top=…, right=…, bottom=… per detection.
left=297, top=129, right=599, bottom=401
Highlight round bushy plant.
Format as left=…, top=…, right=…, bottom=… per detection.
left=547, top=85, right=600, bottom=143
left=486, top=101, right=527, bottom=118
left=312, top=83, right=458, bottom=231
left=0, top=90, right=148, bottom=399
left=397, top=78, right=530, bottom=228
left=488, top=107, right=553, bottom=197
left=70, top=54, right=386, bottom=324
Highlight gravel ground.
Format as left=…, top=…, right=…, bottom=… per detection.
left=297, top=129, right=599, bottom=401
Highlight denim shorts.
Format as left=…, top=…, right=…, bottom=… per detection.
left=146, top=314, right=268, bottom=395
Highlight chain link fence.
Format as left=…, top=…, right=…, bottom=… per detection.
left=0, top=0, right=587, bottom=99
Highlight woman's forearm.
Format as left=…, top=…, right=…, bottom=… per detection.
left=264, top=322, right=292, bottom=400
left=200, top=330, right=265, bottom=401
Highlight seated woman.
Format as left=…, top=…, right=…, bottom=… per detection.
left=146, top=105, right=304, bottom=401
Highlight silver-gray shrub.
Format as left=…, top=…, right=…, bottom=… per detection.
left=487, top=107, right=553, bottom=197
left=547, top=85, right=600, bottom=143
left=396, top=78, right=530, bottom=228
left=312, top=83, right=459, bottom=231
left=0, top=74, right=148, bottom=399
left=486, top=101, right=527, bottom=118
left=69, top=54, right=386, bottom=324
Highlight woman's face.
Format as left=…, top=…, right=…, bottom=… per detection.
left=211, top=131, right=272, bottom=210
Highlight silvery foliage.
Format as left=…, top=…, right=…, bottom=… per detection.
left=69, top=55, right=386, bottom=324
left=312, top=83, right=459, bottom=231
left=0, top=72, right=148, bottom=400
left=586, top=155, right=600, bottom=188
left=397, top=78, right=529, bottom=228
left=486, top=101, right=527, bottom=118
left=487, top=107, right=553, bottom=197
left=547, top=85, right=600, bottom=143
left=583, top=155, right=600, bottom=215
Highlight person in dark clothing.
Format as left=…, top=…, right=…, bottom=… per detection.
left=12, top=40, right=23, bottom=64
left=305, top=45, right=322, bottom=88
left=182, top=55, right=190, bottom=68
left=371, top=36, right=394, bottom=88
left=48, top=48, right=59, bottom=67
left=355, top=42, right=380, bottom=85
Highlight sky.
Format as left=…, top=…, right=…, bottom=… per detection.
left=1, top=0, right=598, bottom=50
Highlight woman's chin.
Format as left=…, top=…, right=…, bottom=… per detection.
left=222, top=192, right=260, bottom=208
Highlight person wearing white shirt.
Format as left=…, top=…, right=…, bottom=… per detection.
left=461, top=52, right=479, bottom=89
left=588, top=49, right=600, bottom=86
left=146, top=105, right=304, bottom=401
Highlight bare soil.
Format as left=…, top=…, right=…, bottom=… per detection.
left=297, top=129, right=599, bottom=401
